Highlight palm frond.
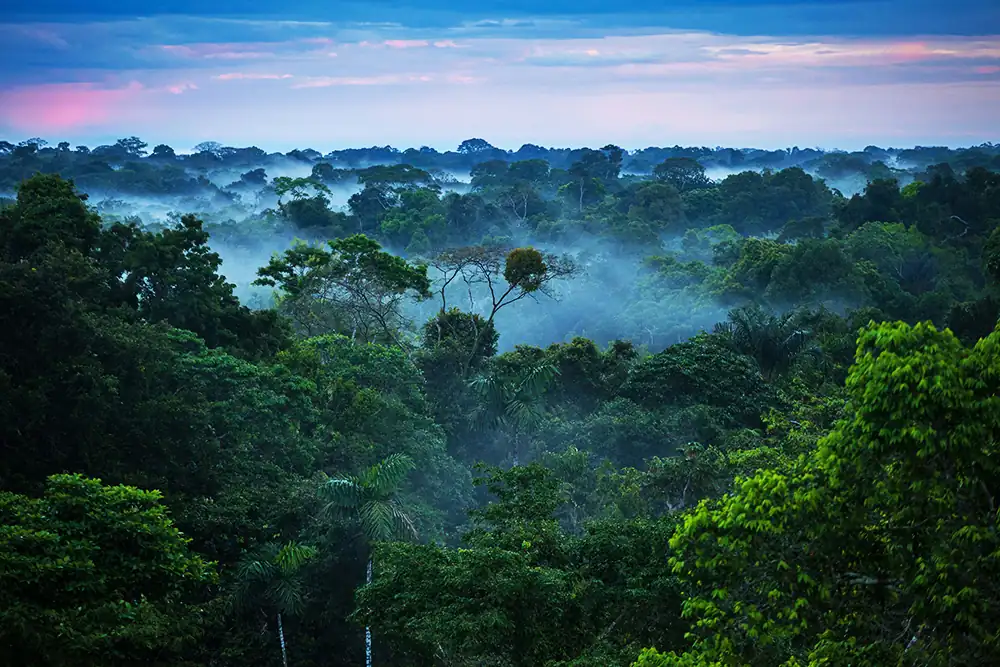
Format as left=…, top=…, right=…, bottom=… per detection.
left=367, top=453, right=415, bottom=498
left=469, top=374, right=508, bottom=411
left=275, top=541, right=318, bottom=572
left=321, top=477, right=363, bottom=514
left=516, top=362, right=559, bottom=397
left=236, top=554, right=278, bottom=584
left=229, top=540, right=316, bottom=618
left=360, top=499, right=397, bottom=542
left=389, top=498, right=418, bottom=540
left=505, top=397, right=545, bottom=430
left=267, top=575, right=308, bottom=617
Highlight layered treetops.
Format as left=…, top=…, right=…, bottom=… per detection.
left=636, top=320, right=1000, bottom=666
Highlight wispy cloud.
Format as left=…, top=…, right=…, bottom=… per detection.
left=384, top=39, right=430, bottom=49
left=0, top=11, right=997, bottom=148
left=289, top=74, right=414, bottom=88
left=166, top=81, right=198, bottom=94
left=16, top=26, right=69, bottom=48
left=214, top=72, right=295, bottom=80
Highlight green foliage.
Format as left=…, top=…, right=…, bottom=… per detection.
left=640, top=321, right=1000, bottom=666
left=713, top=304, right=819, bottom=381
left=0, top=474, right=216, bottom=666
left=4, top=146, right=1000, bottom=667
left=504, top=246, right=549, bottom=291
left=254, top=234, right=431, bottom=343
left=322, top=453, right=418, bottom=543
left=230, top=541, right=318, bottom=618
left=623, top=332, right=771, bottom=426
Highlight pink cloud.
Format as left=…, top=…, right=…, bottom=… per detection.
left=290, top=74, right=435, bottom=88
left=167, top=82, right=198, bottom=94
left=446, top=74, right=485, bottom=84
left=384, top=40, right=430, bottom=49
left=702, top=37, right=1000, bottom=68
left=214, top=72, right=295, bottom=80
left=291, top=75, right=400, bottom=88
left=0, top=81, right=143, bottom=131
left=160, top=43, right=275, bottom=59
left=976, top=65, right=1000, bottom=74
left=433, top=40, right=463, bottom=48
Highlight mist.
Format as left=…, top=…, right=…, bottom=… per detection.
left=4, top=136, right=996, bottom=356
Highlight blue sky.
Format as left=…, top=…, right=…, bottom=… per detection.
left=1, top=0, right=998, bottom=151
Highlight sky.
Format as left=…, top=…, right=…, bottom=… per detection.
left=1, top=0, right=998, bottom=152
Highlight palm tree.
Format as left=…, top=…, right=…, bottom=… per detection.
left=714, top=304, right=818, bottom=381
left=469, top=361, right=559, bottom=466
left=230, top=541, right=318, bottom=667
left=321, top=454, right=418, bottom=667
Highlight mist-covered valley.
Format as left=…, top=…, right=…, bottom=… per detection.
left=5, top=136, right=996, bottom=353
left=4, top=132, right=1000, bottom=667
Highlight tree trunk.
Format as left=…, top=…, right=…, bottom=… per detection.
left=278, top=612, right=289, bottom=667
left=366, top=558, right=373, bottom=667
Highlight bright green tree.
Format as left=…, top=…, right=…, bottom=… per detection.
left=0, top=474, right=216, bottom=666
left=636, top=320, right=1000, bottom=666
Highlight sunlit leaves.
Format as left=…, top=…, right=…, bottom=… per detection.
left=638, top=320, right=1000, bottom=666
left=0, top=474, right=216, bottom=666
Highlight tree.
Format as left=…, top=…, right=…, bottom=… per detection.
left=193, top=141, right=223, bottom=156
left=150, top=144, right=176, bottom=159
left=638, top=320, right=1000, bottom=666
left=427, top=245, right=576, bottom=375
left=230, top=541, right=318, bottom=667
left=653, top=157, right=712, bottom=192
left=115, top=136, right=149, bottom=157
left=254, top=234, right=432, bottom=345
left=985, top=225, right=1000, bottom=284
left=565, top=149, right=613, bottom=210
left=321, top=454, right=418, bottom=667
left=713, top=304, right=818, bottom=381
left=469, top=361, right=559, bottom=466
left=0, top=474, right=216, bottom=666
left=272, top=176, right=331, bottom=205
left=457, top=138, right=497, bottom=154
left=626, top=181, right=685, bottom=232
left=622, top=332, right=772, bottom=427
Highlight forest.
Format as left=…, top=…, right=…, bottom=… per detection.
left=1, top=135, right=1000, bottom=667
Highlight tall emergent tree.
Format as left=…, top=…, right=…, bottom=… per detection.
left=322, top=454, right=418, bottom=667
left=428, top=244, right=576, bottom=376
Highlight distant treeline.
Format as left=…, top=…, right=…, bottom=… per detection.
left=2, top=136, right=1000, bottom=194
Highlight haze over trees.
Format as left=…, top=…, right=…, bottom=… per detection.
left=1, top=135, right=1000, bottom=666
